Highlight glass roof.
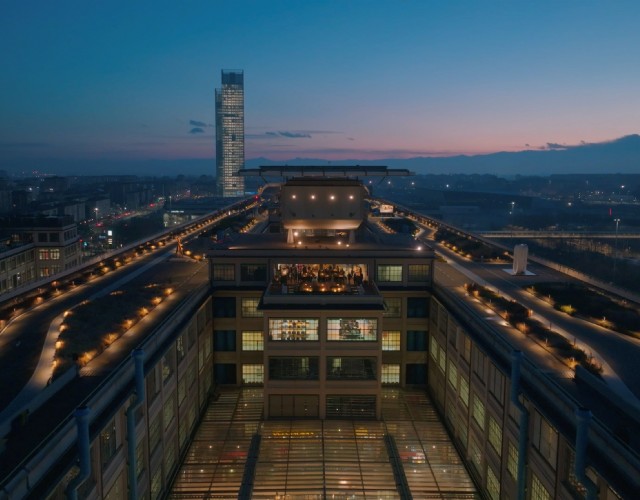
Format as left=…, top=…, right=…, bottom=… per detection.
left=170, top=388, right=477, bottom=499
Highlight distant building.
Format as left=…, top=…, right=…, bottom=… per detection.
left=215, top=70, right=245, bottom=198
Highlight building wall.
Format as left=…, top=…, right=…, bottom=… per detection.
left=42, top=296, right=214, bottom=500
left=427, top=294, right=627, bottom=500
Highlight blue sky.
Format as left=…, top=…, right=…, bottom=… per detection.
left=2, top=0, right=640, bottom=168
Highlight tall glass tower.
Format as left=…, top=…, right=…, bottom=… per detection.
left=215, top=70, right=245, bottom=197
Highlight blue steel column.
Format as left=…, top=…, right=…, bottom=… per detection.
left=65, top=406, right=92, bottom=500
left=126, top=349, right=146, bottom=500
left=510, top=351, right=529, bottom=500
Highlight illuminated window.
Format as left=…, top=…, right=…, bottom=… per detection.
left=447, top=362, right=458, bottom=388
left=382, top=330, right=400, bottom=350
left=472, top=393, right=486, bottom=430
left=212, top=264, right=234, bottom=281
left=382, top=364, right=400, bottom=384
left=269, top=318, right=318, bottom=341
left=487, top=465, right=500, bottom=500
left=531, top=474, right=552, bottom=500
left=408, top=264, right=429, bottom=281
left=241, top=298, right=263, bottom=317
left=242, top=331, right=263, bottom=351
left=460, top=376, right=469, bottom=407
left=242, top=364, right=264, bottom=384
left=377, top=264, right=402, bottom=282
left=327, top=318, right=377, bottom=341
left=488, top=415, right=502, bottom=456
left=507, top=441, right=518, bottom=479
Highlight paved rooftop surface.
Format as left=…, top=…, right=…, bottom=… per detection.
left=170, top=388, right=477, bottom=499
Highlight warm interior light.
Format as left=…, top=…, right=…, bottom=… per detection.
left=310, top=194, right=316, bottom=199
left=330, top=195, right=335, bottom=200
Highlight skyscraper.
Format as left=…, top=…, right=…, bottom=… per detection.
left=215, top=70, right=245, bottom=197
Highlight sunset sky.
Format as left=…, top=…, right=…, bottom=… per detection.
left=2, top=0, right=640, bottom=169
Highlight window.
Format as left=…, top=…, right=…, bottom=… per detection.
left=100, top=418, right=118, bottom=467
left=164, top=437, right=176, bottom=476
left=408, top=264, right=429, bottom=281
left=507, top=441, right=518, bottom=479
left=213, top=297, right=236, bottom=317
left=163, top=394, right=175, bottom=429
left=269, top=318, right=319, bottom=341
left=177, top=376, right=186, bottom=405
left=531, top=474, right=552, bottom=500
left=242, top=331, right=264, bottom=351
left=462, top=335, right=471, bottom=363
left=148, top=413, right=162, bottom=455
left=532, top=411, right=558, bottom=469
left=135, top=440, right=145, bottom=479
left=486, top=465, right=500, bottom=500
left=407, top=330, right=427, bottom=351
left=327, top=357, right=377, bottom=381
left=240, top=263, right=267, bottom=281
left=213, top=330, right=236, bottom=351
left=469, top=436, right=482, bottom=473
left=377, top=264, right=402, bottom=282
left=438, top=346, right=446, bottom=373
left=162, top=350, right=175, bottom=384
left=447, top=362, right=458, bottom=388
left=38, top=233, right=47, bottom=242
left=488, top=363, right=505, bottom=405
left=407, top=297, right=429, bottom=317
left=327, top=318, right=377, bottom=341
left=472, top=347, right=486, bottom=381
left=269, top=357, right=319, bottom=380
left=383, top=297, right=402, bottom=317
left=382, top=330, right=400, bottom=351
left=212, top=263, right=234, bottom=281
left=430, top=335, right=438, bottom=360
left=447, top=321, right=458, bottom=348
left=242, top=364, right=264, bottom=384
left=241, top=297, right=263, bottom=317
left=382, top=364, right=400, bottom=384
left=460, top=377, right=469, bottom=407
left=176, top=334, right=186, bottom=362
left=488, top=415, right=502, bottom=456
left=472, top=393, right=486, bottom=430
left=150, top=467, right=162, bottom=500
left=38, top=248, right=60, bottom=260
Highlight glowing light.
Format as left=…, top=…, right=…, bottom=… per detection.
left=330, top=195, right=335, bottom=200
left=310, top=194, right=316, bottom=200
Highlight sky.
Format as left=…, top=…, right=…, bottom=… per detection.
left=2, top=0, right=640, bottom=171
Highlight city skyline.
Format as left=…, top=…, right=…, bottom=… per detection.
left=2, top=1, right=640, bottom=172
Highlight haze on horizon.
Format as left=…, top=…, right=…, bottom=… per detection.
left=2, top=1, right=640, bottom=173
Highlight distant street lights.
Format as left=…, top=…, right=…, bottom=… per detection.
left=613, top=218, right=621, bottom=278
